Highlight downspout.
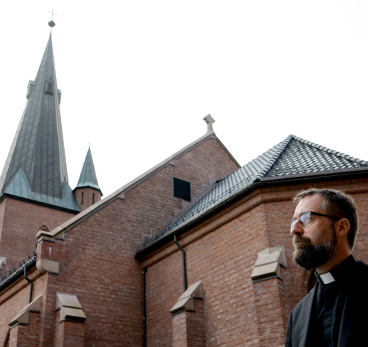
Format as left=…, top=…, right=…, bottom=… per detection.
left=24, top=267, right=33, bottom=304
left=174, top=235, right=187, bottom=292
left=143, top=267, right=147, bottom=347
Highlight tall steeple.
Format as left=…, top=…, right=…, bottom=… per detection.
left=0, top=33, right=80, bottom=212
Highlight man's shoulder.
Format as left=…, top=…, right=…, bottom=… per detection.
left=292, top=288, right=315, bottom=315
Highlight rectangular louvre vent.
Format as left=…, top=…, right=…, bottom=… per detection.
left=173, top=178, right=191, bottom=202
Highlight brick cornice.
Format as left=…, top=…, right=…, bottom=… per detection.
left=140, top=190, right=292, bottom=267
left=140, top=182, right=368, bottom=267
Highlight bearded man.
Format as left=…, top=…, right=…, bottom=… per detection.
left=285, top=188, right=368, bottom=347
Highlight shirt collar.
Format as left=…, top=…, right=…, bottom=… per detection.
left=315, top=255, right=355, bottom=286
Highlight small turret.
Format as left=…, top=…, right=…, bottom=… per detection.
left=74, top=148, right=102, bottom=211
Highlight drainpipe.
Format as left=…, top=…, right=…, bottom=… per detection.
left=24, top=267, right=33, bottom=304
left=143, top=268, right=147, bottom=347
left=174, top=235, right=187, bottom=292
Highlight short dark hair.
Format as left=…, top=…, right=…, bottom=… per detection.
left=293, top=188, right=359, bottom=249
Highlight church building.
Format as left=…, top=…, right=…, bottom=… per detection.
left=1, top=25, right=368, bottom=347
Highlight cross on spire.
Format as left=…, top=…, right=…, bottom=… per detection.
left=49, top=9, right=57, bottom=21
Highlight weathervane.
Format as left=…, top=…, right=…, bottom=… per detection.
left=48, top=9, right=57, bottom=28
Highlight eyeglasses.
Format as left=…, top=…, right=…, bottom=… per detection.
left=290, top=211, right=341, bottom=230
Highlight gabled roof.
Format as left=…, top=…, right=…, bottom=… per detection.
left=0, top=34, right=80, bottom=212
left=139, top=135, right=368, bottom=250
left=37, top=120, right=240, bottom=240
left=74, top=148, right=102, bottom=195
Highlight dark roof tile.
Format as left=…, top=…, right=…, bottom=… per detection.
left=140, top=135, right=368, bottom=249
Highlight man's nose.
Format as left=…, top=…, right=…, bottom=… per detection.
left=290, top=220, right=304, bottom=236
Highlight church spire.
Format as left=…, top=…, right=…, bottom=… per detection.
left=0, top=32, right=80, bottom=212
left=74, top=148, right=102, bottom=195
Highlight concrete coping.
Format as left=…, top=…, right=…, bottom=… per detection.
left=0, top=257, right=6, bottom=270
left=251, top=246, right=287, bottom=282
left=56, top=293, right=83, bottom=310
left=59, top=307, right=86, bottom=322
left=254, top=247, right=287, bottom=268
left=36, top=259, right=59, bottom=274
left=170, top=280, right=203, bottom=314
left=56, top=293, right=86, bottom=323
left=8, top=295, right=42, bottom=326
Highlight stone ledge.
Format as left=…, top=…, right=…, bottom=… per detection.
left=251, top=246, right=286, bottom=282
left=56, top=293, right=86, bottom=323
left=0, top=257, right=6, bottom=270
left=36, top=259, right=59, bottom=274
left=170, top=280, right=203, bottom=315
left=8, top=295, right=42, bottom=327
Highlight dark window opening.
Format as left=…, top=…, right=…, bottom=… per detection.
left=92, top=193, right=95, bottom=204
left=173, top=177, right=191, bottom=202
left=81, top=192, right=84, bottom=204
left=45, top=82, right=54, bottom=95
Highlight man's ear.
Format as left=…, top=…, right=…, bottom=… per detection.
left=336, top=218, right=350, bottom=238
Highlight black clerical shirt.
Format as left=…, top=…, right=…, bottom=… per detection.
left=309, top=255, right=355, bottom=347
left=285, top=255, right=368, bottom=347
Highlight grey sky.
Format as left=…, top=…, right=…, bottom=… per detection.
left=1, top=1, right=368, bottom=197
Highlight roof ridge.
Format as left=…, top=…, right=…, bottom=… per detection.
left=254, top=134, right=294, bottom=179
left=292, top=135, right=367, bottom=166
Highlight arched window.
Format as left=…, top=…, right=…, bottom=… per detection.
left=81, top=192, right=84, bottom=204
left=92, top=193, right=95, bottom=204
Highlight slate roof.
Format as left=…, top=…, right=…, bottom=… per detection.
left=0, top=34, right=80, bottom=212
left=74, top=148, right=102, bottom=195
left=0, top=250, right=37, bottom=291
left=141, top=135, right=368, bottom=248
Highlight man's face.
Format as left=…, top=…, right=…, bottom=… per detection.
left=291, top=194, right=336, bottom=270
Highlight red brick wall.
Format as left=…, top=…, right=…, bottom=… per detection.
left=1, top=137, right=237, bottom=346
left=172, top=300, right=206, bottom=347
left=253, top=278, right=286, bottom=347
left=0, top=268, right=46, bottom=346
left=0, top=198, right=75, bottom=273
left=8, top=311, right=41, bottom=347
left=145, top=201, right=264, bottom=347
left=54, top=310, right=85, bottom=347
left=74, top=188, right=101, bottom=211
left=142, top=177, right=368, bottom=346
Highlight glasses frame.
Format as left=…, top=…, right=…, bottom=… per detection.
left=290, top=211, right=341, bottom=230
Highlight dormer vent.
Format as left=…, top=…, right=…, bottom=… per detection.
left=173, top=178, right=191, bottom=202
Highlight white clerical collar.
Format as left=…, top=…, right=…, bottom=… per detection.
left=319, top=272, right=335, bottom=285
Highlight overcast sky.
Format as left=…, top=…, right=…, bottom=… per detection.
left=1, top=1, right=368, bottom=198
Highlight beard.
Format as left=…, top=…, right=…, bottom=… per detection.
left=293, top=232, right=337, bottom=270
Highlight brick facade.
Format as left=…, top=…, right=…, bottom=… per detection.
left=0, top=198, right=75, bottom=273
left=1, top=125, right=368, bottom=346
left=141, top=178, right=368, bottom=346
left=74, top=188, right=101, bottom=211
left=0, top=137, right=239, bottom=346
